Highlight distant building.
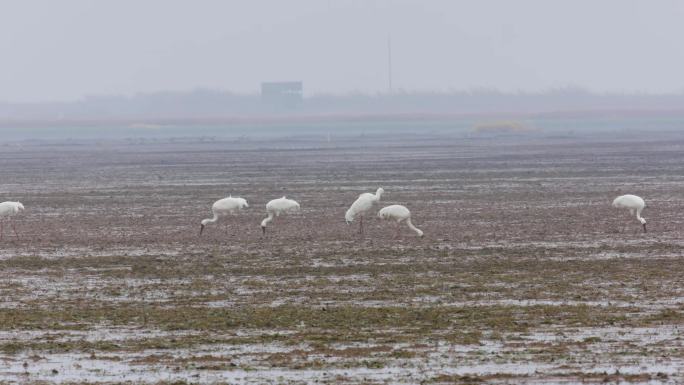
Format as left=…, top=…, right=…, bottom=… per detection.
left=261, top=81, right=303, bottom=109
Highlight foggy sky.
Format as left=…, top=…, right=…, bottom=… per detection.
left=2, top=0, right=684, bottom=102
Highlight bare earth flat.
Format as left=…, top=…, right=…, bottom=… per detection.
left=1, top=132, right=684, bottom=384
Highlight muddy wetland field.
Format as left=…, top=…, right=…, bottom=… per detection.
left=1, top=129, right=684, bottom=384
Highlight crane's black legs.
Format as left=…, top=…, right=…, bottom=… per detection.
left=359, top=215, right=364, bottom=235
left=11, top=220, right=19, bottom=239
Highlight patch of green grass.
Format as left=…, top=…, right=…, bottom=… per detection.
left=390, top=349, right=417, bottom=359
left=645, top=308, right=682, bottom=323
left=0, top=303, right=639, bottom=336
left=582, top=336, right=601, bottom=344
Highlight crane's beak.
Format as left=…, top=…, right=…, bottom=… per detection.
left=199, top=224, right=205, bottom=236
left=261, top=225, right=266, bottom=235
left=642, top=223, right=647, bottom=233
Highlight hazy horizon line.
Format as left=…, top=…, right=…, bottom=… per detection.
left=5, top=86, right=684, bottom=105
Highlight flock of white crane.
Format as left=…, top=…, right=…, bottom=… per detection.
left=196, top=190, right=644, bottom=238
left=0, top=192, right=647, bottom=240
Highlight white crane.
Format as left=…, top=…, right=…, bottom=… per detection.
left=0, top=201, right=24, bottom=240
left=612, top=194, right=647, bottom=232
left=345, top=187, right=384, bottom=235
left=261, top=196, right=301, bottom=235
left=200, top=196, right=249, bottom=235
left=377, top=204, right=424, bottom=238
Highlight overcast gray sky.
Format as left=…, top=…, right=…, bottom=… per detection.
left=1, top=0, right=683, bottom=102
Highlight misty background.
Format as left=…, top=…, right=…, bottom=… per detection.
left=2, top=0, right=684, bottom=123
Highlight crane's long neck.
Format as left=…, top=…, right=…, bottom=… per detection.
left=635, top=208, right=644, bottom=221
left=204, top=213, right=219, bottom=225
left=636, top=207, right=647, bottom=232
left=374, top=189, right=383, bottom=202
left=405, top=218, right=423, bottom=237
left=199, top=213, right=219, bottom=235
left=261, top=212, right=274, bottom=229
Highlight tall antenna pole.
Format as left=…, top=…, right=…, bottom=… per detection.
left=387, top=35, right=393, bottom=93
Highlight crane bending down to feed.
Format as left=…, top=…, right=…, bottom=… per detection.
left=0, top=201, right=24, bottom=240
left=612, top=194, right=647, bottom=232
left=345, top=187, right=384, bottom=235
left=261, top=196, right=301, bottom=234
left=200, top=196, right=249, bottom=235
left=377, top=204, right=424, bottom=238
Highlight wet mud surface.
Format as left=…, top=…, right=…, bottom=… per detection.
left=1, top=133, right=684, bottom=384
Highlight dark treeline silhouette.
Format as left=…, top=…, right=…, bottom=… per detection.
left=3, top=87, right=684, bottom=123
